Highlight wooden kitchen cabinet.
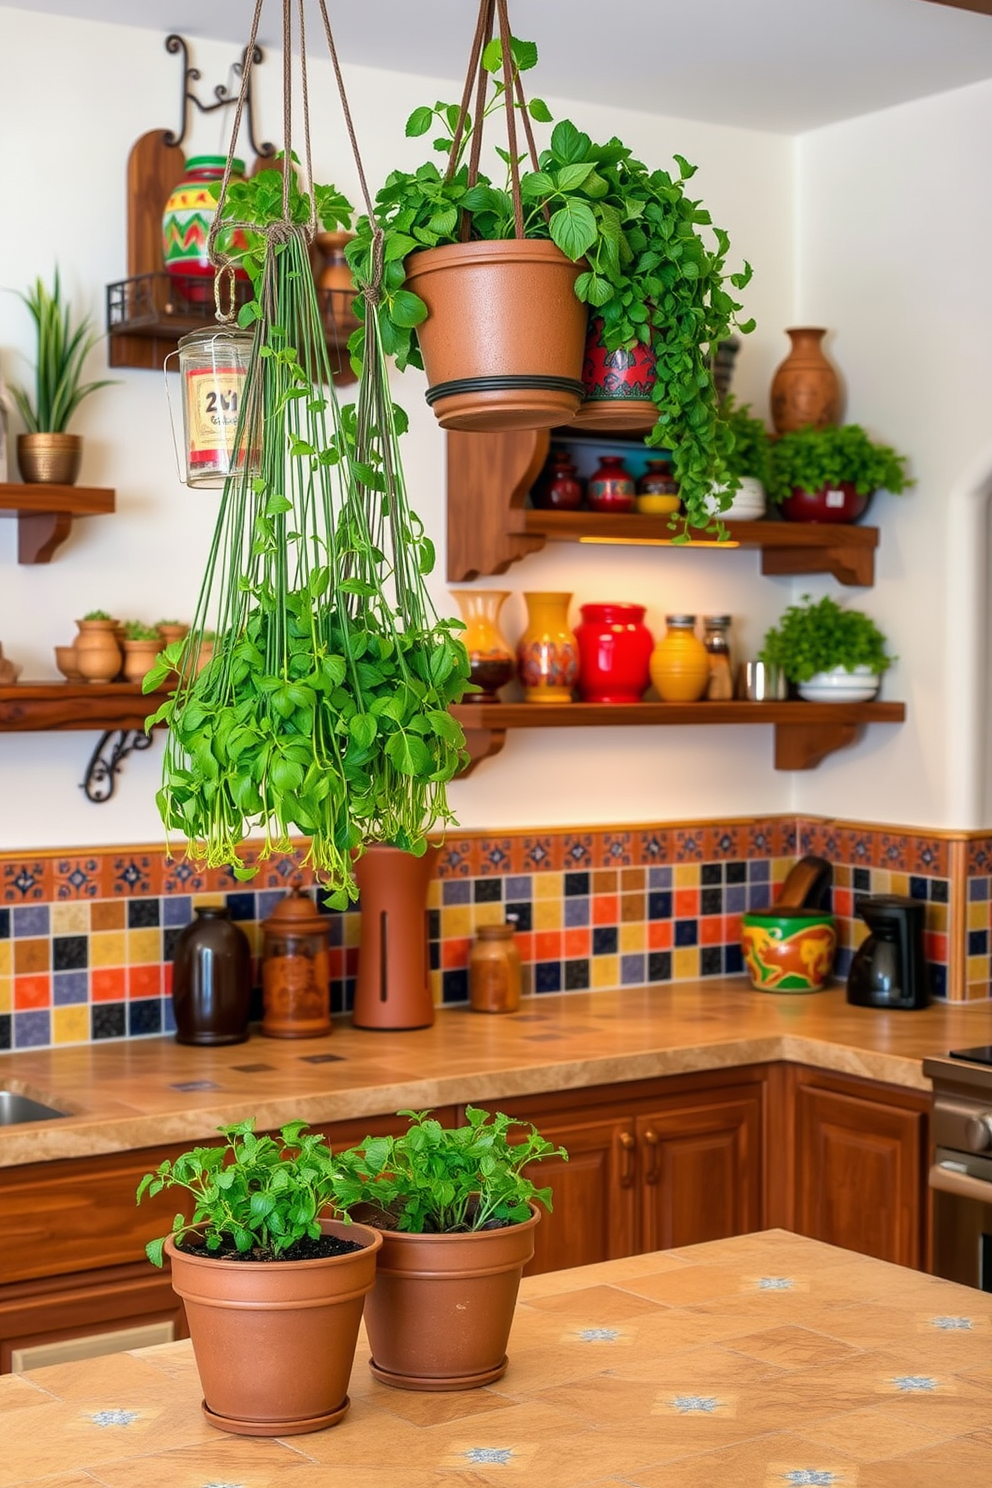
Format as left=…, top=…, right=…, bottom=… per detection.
left=788, top=1065, right=929, bottom=1269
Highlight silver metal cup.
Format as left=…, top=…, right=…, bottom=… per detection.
left=737, top=660, right=787, bottom=701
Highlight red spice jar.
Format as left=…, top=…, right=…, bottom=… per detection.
left=531, top=449, right=584, bottom=511
left=587, top=455, right=636, bottom=513
left=260, top=887, right=332, bottom=1038
left=574, top=602, right=654, bottom=704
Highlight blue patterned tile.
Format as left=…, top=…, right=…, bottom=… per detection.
left=675, top=920, right=698, bottom=947
left=442, top=879, right=471, bottom=906
left=535, top=961, right=561, bottom=994
left=648, top=866, right=673, bottom=889
left=748, top=883, right=771, bottom=910
left=225, top=892, right=256, bottom=921
left=621, top=953, right=645, bottom=984
left=13, top=904, right=49, bottom=937
left=162, top=997, right=176, bottom=1034
left=129, top=1000, right=163, bottom=1037
left=725, top=885, right=747, bottom=914
left=53, top=971, right=88, bottom=1006
left=14, top=1010, right=51, bottom=1048
left=162, top=895, right=193, bottom=927
left=748, top=860, right=770, bottom=883
left=504, top=875, right=532, bottom=901
left=0, top=908, right=8, bottom=938
left=564, top=897, right=590, bottom=928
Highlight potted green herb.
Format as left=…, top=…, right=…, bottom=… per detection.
left=120, top=621, right=162, bottom=684
left=760, top=593, right=893, bottom=701
left=9, top=269, right=115, bottom=485
left=73, top=609, right=121, bottom=684
left=331, top=1106, right=567, bottom=1390
left=704, top=396, right=771, bottom=519
left=767, top=423, right=912, bottom=524
left=346, top=26, right=753, bottom=534
left=137, top=1118, right=381, bottom=1436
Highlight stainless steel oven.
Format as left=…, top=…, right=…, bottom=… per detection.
left=924, top=1048, right=992, bottom=1291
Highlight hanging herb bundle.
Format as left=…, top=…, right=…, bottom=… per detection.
left=146, top=166, right=470, bottom=903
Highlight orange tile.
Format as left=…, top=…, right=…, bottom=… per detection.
left=833, top=888, right=853, bottom=919
left=534, top=930, right=562, bottom=962
left=592, top=895, right=619, bottom=925
left=14, top=974, right=51, bottom=1010
left=91, top=900, right=126, bottom=931
left=440, top=937, right=471, bottom=969
left=128, top=964, right=163, bottom=999
left=648, top=920, right=673, bottom=950
left=725, top=913, right=743, bottom=944
left=513, top=931, right=534, bottom=962
left=700, top=915, right=723, bottom=946
left=563, top=927, right=591, bottom=958
left=163, top=961, right=173, bottom=996
left=592, top=869, right=618, bottom=893
left=621, top=892, right=645, bottom=923
left=92, top=967, right=126, bottom=1002
left=675, top=887, right=699, bottom=918
left=925, top=931, right=948, bottom=963
left=621, top=867, right=646, bottom=891
left=14, top=938, right=49, bottom=974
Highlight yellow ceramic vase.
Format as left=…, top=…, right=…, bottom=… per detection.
left=516, top=592, right=579, bottom=704
left=450, top=589, right=515, bottom=703
left=649, top=615, right=710, bottom=702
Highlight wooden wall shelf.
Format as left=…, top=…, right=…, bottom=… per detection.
left=447, top=428, right=878, bottom=586
left=450, top=700, right=907, bottom=776
left=0, top=682, right=167, bottom=733
left=0, top=485, right=115, bottom=564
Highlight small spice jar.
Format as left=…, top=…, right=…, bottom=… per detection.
left=469, top=923, right=522, bottom=1014
left=260, top=886, right=332, bottom=1038
left=702, top=614, right=734, bottom=701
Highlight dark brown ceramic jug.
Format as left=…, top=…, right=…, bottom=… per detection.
left=172, top=906, right=251, bottom=1045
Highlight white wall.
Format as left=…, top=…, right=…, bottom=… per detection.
left=794, top=77, right=992, bottom=829
left=0, top=6, right=796, bottom=850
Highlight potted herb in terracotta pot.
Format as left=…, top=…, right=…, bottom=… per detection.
left=767, top=423, right=911, bottom=524
left=346, top=15, right=753, bottom=533
left=9, top=270, right=114, bottom=485
left=760, top=593, right=893, bottom=702
left=74, top=609, right=121, bottom=684
left=120, top=622, right=163, bottom=684
left=138, top=1117, right=381, bottom=1436
left=332, top=1106, right=567, bottom=1391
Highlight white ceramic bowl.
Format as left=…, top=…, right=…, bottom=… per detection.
left=797, top=665, right=880, bottom=703
left=703, top=476, right=767, bottom=521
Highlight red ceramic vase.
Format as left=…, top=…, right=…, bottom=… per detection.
left=531, top=450, right=584, bottom=511
left=780, top=482, right=871, bottom=524
left=587, top=455, right=636, bottom=513
left=572, top=317, right=657, bottom=431
left=575, top=603, right=654, bottom=704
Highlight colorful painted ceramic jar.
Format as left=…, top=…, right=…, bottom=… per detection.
left=574, top=603, right=654, bottom=704
left=572, top=316, right=657, bottom=431
left=587, top=455, right=636, bottom=514
left=516, top=591, right=578, bottom=704
left=162, top=155, right=249, bottom=285
left=531, top=449, right=584, bottom=511
left=636, top=458, right=680, bottom=517
left=741, top=908, right=837, bottom=993
left=649, top=615, right=710, bottom=702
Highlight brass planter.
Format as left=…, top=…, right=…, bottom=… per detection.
left=17, top=433, right=82, bottom=485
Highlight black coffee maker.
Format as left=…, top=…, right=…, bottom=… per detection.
left=846, top=894, right=931, bottom=1010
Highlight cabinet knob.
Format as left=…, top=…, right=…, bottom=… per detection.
left=964, top=1114, right=992, bottom=1153
left=643, top=1128, right=660, bottom=1184
left=618, top=1130, right=636, bottom=1188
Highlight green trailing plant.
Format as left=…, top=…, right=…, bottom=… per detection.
left=146, top=169, right=470, bottom=903
left=137, top=1118, right=341, bottom=1267
left=722, top=396, right=771, bottom=485
left=331, top=1106, right=568, bottom=1234
left=9, top=269, right=115, bottom=433
left=767, top=424, right=912, bottom=504
left=123, top=621, right=160, bottom=642
left=345, top=36, right=753, bottom=535
left=82, top=608, right=112, bottom=622
left=760, top=594, right=893, bottom=682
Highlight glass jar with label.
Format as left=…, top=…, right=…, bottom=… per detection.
left=175, top=325, right=254, bottom=488
left=702, top=615, right=734, bottom=701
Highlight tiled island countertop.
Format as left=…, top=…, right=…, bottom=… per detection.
left=2, top=1230, right=990, bottom=1487
left=3, top=982, right=992, bottom=1166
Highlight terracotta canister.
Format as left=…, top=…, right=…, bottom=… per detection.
left=531, top=449, right=584, bottom=511
left=575, top=603, right=654, bottom=704
left=770, top=328, right=842, bottom=434
left=516, top=592, right=579, bottom=704
left=74, top=619, right=122, bottom=684
left=172, top=906, right=251, bottom=1045
left=261, top=888, right=332, bottom=1038
left=469, top=924, right=522, bottom=1014
left=353, top=845, right=436, bottom=1030
left=571, top=316, right=657, bottom=431
left=450, top=589, right=515, bottom=702
left=162, top=155, right=248, bottom=292
left=649, top=615, right=710, bottom=702
left=122, top=639, right=162, bottom=684
left=587, top=455, right=636, bottom=513
left=741, top=908, right=837, bottom=993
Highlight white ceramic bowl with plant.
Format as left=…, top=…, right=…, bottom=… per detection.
left=703, top=397, right=770, bottom=520
left=759, top=594, right=893, bottom=702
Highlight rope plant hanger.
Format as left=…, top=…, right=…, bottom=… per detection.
left=146, top=0, right=470, bottom=906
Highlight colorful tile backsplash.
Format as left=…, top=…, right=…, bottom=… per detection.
left=0, top=816, right=979, bottom=1052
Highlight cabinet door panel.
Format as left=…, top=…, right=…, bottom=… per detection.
left=636, top=1092, right=762, bottom=1252
left=794, top=1084, right=926, bottom=1268
left=523, top=1117, right=638, bottom=1276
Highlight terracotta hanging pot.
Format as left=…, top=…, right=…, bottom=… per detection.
left=570, top=316, right=657, bottom=431
left=362, top=1204, right=541, bottom=1390
left=165, top=1218, right=381, bottom=1435
left=770, top=328, right=842, bottom=434
left=404, top=240, right=587, bottom=432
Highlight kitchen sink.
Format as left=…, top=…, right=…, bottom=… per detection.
left=0, top=1090, right=68, bottom=1125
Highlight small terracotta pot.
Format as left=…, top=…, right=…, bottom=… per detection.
left=165, top=1218, right=381, bottom=1435
left=157, top=623, right=189, bottom=649
left=17, top=432, right=82, bottom=485
left=362, top=1204, right=541, bottom=1390
left=779, top=482, right=871, bottom=524
left=405, top=239, right=587, bottom=432
left=54, top=645, right=84, bottom=683
left=74, top=620, right=121, bottom=684
left=122, top=639, right=162, bottom=684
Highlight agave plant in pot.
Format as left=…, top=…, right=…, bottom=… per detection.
left=346, top=1, right=754, bottom=535
left=9, top=269, right=114, bottom=485
left=138, top=1118, right=381, bottom=1436
left=331, top=1106, right=567, bottom=1391
left=767, top=423, right=911, bottom=524
left=760, top=593, right=894, bottom=702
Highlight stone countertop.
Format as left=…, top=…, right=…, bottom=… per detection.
left=2, top=1230, right=990, bottom=1487
left=2, top=981, right=992, bottom=1168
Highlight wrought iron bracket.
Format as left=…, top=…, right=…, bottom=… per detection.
left=163, top=33, right=275, bottom=159
left=81, top=730, right=154, bottom=804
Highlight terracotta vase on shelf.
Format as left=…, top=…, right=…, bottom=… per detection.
left=649, top=615, right=710, bottom=702
left=450, top=589, right=516, bottom=702
left=587, top=455, right=635, bottom=513
left=516, top=592, right=579, bottom=704
left=770, top=328, right=842, bottom=434
left=574, top=603, right=654, bottom=704
left=530, top=449, right=584, bottom=511
left=74, top=618, right=121, bottom=684
left=570, top=316, right=657, bottom=431
left=122, top=639, right=162, bottom=684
